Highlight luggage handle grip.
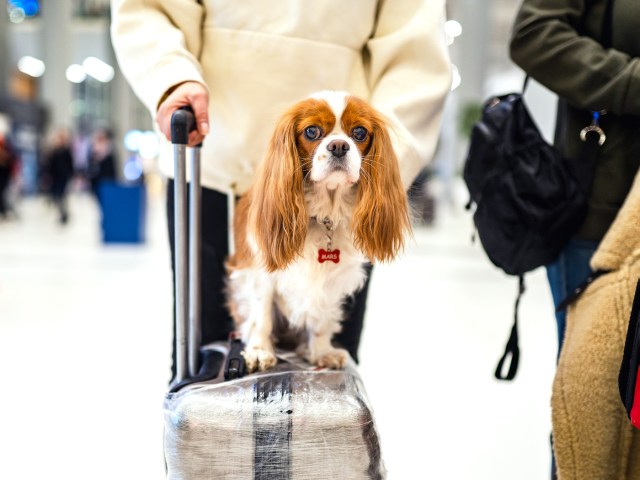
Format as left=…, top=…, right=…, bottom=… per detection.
left=171, top=106, right=196, bottom=145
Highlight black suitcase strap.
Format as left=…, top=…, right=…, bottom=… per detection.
left=254, top=375, right=293, bottom=480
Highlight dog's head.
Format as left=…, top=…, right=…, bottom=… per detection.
left=249, top=91, right=410, bottom=271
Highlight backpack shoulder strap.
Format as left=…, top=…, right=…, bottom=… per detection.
left=495, top=275, right=525, bottom=381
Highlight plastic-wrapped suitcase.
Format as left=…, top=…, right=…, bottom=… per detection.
left=164, top=108, right=387, bottom=480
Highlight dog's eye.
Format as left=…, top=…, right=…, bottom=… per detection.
left=304, top=126, right=322, bottom=141
left=352, top=126, right=368, bottom=142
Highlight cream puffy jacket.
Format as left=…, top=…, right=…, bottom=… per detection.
left=111, top=0, right=451, bottom=194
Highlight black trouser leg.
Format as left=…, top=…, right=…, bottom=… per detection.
left=166, top=180, right=235, bottom=380
left=51, top=179, right=69, bottom=223
left=334, top=263, right=373, bottom=364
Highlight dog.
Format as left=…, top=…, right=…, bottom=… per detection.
left=226, top=91, right=411, bottom=373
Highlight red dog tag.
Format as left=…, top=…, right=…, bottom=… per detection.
left=318, top=249, right=340, bottom=264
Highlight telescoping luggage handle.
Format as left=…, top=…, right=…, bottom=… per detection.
left=171, top=107, right=202, bottom=385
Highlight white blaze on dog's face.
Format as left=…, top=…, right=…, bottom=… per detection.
left=298, top=91, right=373, bottom=190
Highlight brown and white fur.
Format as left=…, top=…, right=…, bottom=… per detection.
left=226, top=91, right=410, bottom=373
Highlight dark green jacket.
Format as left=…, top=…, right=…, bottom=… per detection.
left=510, top=0, right=640, bottom=242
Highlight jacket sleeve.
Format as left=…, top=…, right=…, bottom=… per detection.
left=509, top=0, right=640, bottom=116
left=366, top=0, right=452, bottom=188
left=110, top=0, right=208, bottom=114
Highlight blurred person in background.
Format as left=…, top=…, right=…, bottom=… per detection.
left=0, top=71, right=48, bottom=195
left=0, top=133, right=18, bottom=219
left=87, top=127, right=117, bottom=200
left=110, top=0, right=452, bottom=380
left=510, top=0, right=640, bottom=478
left=45, top=128, right=75, bottom=225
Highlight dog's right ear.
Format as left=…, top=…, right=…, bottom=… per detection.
left=248, top=109, right=307, bottom=272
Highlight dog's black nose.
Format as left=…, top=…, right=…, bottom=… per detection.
left=327, top=139, right=349, bottom=158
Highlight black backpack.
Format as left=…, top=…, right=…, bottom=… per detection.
left=464, top=92, right=591, bottom=276
left=464, top=86, right=601, bottom=380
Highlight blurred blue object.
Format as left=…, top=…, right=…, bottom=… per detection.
left=97, top=181, right=146, bottom=243
left=123, top=155, right=143, bottom=182
left=8, top=0, right=39, bottom=17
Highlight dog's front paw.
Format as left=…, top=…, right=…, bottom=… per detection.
left=315, top=348, right=350, bottom=370
left=242, top=346, right=277, bottom=373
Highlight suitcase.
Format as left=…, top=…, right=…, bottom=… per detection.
left=164, top=108, right=387, bottom=479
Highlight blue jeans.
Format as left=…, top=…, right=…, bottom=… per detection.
left=545, top=239, right=599, bottom=355
left=545, top=239, right=598, bottom=479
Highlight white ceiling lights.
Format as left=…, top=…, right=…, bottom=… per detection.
left=444, top=20, right=463, bottom=46
left=65, top=57, right=115, bottom=84
left=444, top=20, right=463, bottom=91
left=82, top=57, right=115, bottom=83
left=17, top=56, right=46, bottom=77
left=16, top=56, right=115, bottom=83
left=65, top=64, right=87, bottom=83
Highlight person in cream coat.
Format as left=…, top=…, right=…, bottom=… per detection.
left=110, top=0, right=452, bottom=379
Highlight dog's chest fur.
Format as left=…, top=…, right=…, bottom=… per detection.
left=272, top=218, right=367, bottom=331
left=271, top=185, right=366, bottom=332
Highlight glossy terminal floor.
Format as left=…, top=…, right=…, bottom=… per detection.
left=0, top=182, right=557, bottom=480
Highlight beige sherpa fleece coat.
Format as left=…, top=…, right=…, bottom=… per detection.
left=553, top=170, right=640, bottom=480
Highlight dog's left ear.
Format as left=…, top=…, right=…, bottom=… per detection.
left=352, top=120, right=410, bottom=263
left=249, top=109, right=308, bottom=272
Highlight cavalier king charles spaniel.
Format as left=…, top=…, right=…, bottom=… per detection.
left=226, top=91, right=410, bottom=372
